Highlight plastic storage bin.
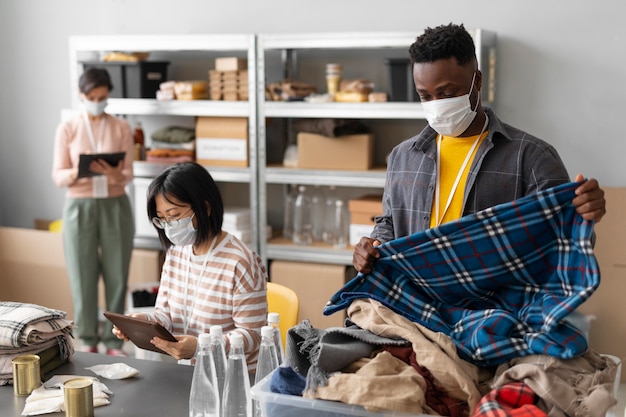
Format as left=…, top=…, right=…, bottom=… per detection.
left=251, top=355, right=621, bottom=417
left=384, top=58, right=418, bottom=102
left=250, top=370, right=428, bottom=417
left=80, top=61, right=169, bottom=98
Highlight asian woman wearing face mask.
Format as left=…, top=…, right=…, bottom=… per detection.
left=112, top=162, right=268, bottom=372
left=51, top=67, right=135, bottom=356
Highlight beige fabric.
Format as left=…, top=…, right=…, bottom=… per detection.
left=493, top=351, right=619, bottom=417
left=309, top=351, right=434, bottom=413
left=346, top=299, right=485, bottom=410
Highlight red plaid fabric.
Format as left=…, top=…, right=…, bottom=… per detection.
left=472, top=382, right=546, bottom=417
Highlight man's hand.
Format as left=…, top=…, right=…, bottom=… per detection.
left=352, top=236, right=381, bottom=274
left=573, top=174, right=606, bottom=222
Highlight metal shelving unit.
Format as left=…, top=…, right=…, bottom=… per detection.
left=68, top=34, right=259, bottom=251
left=256, top=30, right=496, bottom=265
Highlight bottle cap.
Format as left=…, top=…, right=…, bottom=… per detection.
left=267, top=312, right=280, bottom=324
left=261, top=325, right=274, bottom=338
left=210, top=325, right=223, bottom=338
left=198, top=333, right=211, bottom=346
left=230, top=333, right=243, bottom=347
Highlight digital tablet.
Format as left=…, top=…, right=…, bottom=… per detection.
left=103, top=311, right=177, bottom=355
left=77, top=152, right=126, bottom=178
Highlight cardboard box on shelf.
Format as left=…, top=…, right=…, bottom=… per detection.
left=215, top=57, right=247, bottom=72
left=269, top=260, right=353, bottom=329
left=348, top=195, right=382, bottom=246
left=297, top=132, right=374, bottom=170
left=195, top=117, right=248, bottom=167
left=349, top=223, right=375, bottom=246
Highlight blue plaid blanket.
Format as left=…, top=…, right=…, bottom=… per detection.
left=324, top=182, right=599, bottom=366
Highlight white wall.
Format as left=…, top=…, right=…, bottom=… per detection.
left=0, top=0, right=624, bottom=228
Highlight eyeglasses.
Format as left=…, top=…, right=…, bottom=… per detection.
left=152, top=210, right=194, bottom=229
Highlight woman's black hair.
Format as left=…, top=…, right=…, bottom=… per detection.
left=409, top=23, right=476, bottom=66
left=78, top=67, right=114, bottom=94
left=147, top=162, right=224, bottom=249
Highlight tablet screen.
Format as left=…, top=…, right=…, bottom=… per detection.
left=103, top=311, right=176, bottom=355
left=77, top=152, right=126, bottom=178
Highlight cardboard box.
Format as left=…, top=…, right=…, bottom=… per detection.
left=348, top=195, right=383, bottom=225
left=195, top=117, right=248, bottom=167
left=348, top=195, right=382, bottom=245
left=297, top=132, right=374, bottom=170
left=215, top=57, right=247, bottom=71
left=0, top=227, right=164, bottom=319
left=270, top=261, right=353, bottom=329
left=0, top=227, right=73, bottom=316
left=349, top=223, right=375, bottom=246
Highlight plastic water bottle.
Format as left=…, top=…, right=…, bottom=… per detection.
left=189, top=333, right=220, bottom=417
left=310, top=186, right=325, bottom=241
left=210, top=325, right=228, bottom=404
left=253, top=326, right=280, bottom=417
left=323, top=186, right=338, bottom=244
left=292, top=185, right=312, bottom=245
left=222, top=333, right=251, bottom=417
left=332, top=199, right=349, bottom=248
left=267, top=313, right=284, bottom=365
left=282, top=184, right=297, bottom=240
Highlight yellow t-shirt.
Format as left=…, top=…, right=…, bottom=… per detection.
left=430, top=131, right=488, bottom=228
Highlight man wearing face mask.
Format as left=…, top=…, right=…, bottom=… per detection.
left=352, top=23, right=606, bottom=274
left=52, top=68, right=135, bottom=356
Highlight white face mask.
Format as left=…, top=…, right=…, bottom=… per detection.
left=83, top=99, right=108, bottom=116
left=164, top=214, right=197, bottom=246
left=422, top=72, right=479, bottom=137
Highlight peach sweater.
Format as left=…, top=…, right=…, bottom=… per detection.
left=52, top=112, right=134, bottom=198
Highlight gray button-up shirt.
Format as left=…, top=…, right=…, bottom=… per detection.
left=371, top=107, right=571, bottom=244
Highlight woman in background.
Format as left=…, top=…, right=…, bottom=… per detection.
left=52, top=67, right=135, bottom=356
left=113, top=162, right=267, bottom=370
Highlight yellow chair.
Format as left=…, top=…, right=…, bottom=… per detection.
left=266, top=282, right=299, bottom=349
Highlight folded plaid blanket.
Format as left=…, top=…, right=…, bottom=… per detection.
left=324, top=182, right=599, bottom=366
left=0, top=302, right=67, bottom=348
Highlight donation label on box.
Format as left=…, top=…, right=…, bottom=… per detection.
left=195, top=117, right=248, bottom=167
left=196, top=138, right=247, bottom=162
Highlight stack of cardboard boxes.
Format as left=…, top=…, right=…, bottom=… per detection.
left=208, top=57, right=249, bottom=101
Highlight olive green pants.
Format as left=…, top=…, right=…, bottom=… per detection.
left=62, top=195, right=134, bottom=349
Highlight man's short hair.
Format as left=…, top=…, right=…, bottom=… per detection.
left=409, top=23, right=476, bottom=66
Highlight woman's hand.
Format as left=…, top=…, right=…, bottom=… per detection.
left=89, top=158, right=125, bottom=184
left=111, top=312, right=148, bottom=342
left=150, top=335, right=198, bottom=360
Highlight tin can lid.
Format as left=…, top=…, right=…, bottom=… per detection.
left=63, top=378, right=93, bottom=389
left=11, top=354, right=40, bottom=365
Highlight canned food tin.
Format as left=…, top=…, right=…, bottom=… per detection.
left=63, top=378, right=94, bottom=417
left=11, top=354, right=41, bottom=396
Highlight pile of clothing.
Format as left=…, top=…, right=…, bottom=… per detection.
left=0, top=302, right=74, bottom=385
left=270, top=182, right=620, bottom=417
left=145, top=125, right=195, bottom=163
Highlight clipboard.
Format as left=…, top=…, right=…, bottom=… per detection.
left=103, top=311, right=177, bottom=355
left=77, top=152, right=125, bottom=178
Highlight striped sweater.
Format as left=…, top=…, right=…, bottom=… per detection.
left=146, top=233, right=268, bottom=370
